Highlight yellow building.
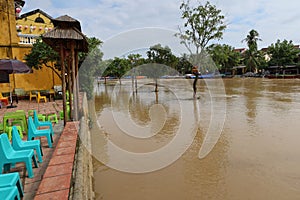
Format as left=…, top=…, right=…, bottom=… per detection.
left=0, top=0, right=61, bottom=95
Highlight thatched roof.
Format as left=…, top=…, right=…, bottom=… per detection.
left=52, top=15, right=82, bottom=31
left=42, top=15, right=88, bottom=53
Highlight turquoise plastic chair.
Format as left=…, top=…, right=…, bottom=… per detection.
left=0, top=134, right=38, bottom=178
left=27, top=117, right=53, bottom=148
left=0, top=172, right=24, bottom=198
left=12, top=126, right=43, bottom=163
left=33, top=110, right=54, bottom=136
left=0, top=186, right=20, bottom=200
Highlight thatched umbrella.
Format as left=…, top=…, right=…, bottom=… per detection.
left=42, top=15, right=88, bottom=125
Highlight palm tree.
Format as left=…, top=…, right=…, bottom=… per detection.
left=242, top=29, right=262, bottom=72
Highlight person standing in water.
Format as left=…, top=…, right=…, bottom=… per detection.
left=192, top=66, right=200, bottom=98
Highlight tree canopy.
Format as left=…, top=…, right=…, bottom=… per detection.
left=24, top=37, right=61, bottom=78
left=207, top=44, right=241, bottom=72
left=177, top=0, right=226, bottom=55
left=267, top=39, right=300, bottom=67
left=242, top=29, right=262, bottom=72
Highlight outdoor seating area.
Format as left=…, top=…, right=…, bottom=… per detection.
left=0, top=89, right=62, bottom=111
left=0, top=99, right=68, bottom=199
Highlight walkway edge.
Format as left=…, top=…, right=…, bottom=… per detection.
left=34, top=121, right=79, bottom=200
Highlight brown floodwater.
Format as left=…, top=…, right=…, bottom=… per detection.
left=90, top=78, right=300, bottom=200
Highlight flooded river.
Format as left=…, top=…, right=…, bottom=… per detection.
left=91, top=78, right=300, bottom=200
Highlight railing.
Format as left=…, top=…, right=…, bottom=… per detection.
left=18, top=34, right=39, bottom=45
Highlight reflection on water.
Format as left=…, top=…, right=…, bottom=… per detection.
left=91, top=78, right=300, bottom=200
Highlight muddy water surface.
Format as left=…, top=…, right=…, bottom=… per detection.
left=91, top=78, right=300, bottom=200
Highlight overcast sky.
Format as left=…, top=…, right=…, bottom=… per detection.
left=21, top=0, right=300, bottom=58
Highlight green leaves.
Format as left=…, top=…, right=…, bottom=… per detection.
left=24, top=38, right=60, bottom=71
left=242, top=29, right=262, bottom=72
left=178, top=0, right=226, bottom=54
left=207, top=44, right=241, bottom=71
left=268, top=39, right=300, bottom=67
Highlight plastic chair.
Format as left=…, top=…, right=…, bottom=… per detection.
left=5, top=126, right=23, bottom=140
left=0, top=92, right=9, bottom=106
left=33, top=110, right=54, bottom=135
left=0, top=122, right=3, bottom=133
left=27, top=117, right=53, bottom=148
left=59, top=105, right=70, bottom=120
left=11, top=120, right=25, bottom=133
left=28, top=110, right=45, bottom=122
left=0, top=186, right=20, bottom=200
left=37, top=92, right=47, bottom=103
left=47, top=113, right=58, bottom=124
left=12, top=126, right=43, bottom=163
left=29, top=91, right=37, bottom=102
left=0, top=134, right=38, bottom=178
left=0, top=172, right=24, bottom=198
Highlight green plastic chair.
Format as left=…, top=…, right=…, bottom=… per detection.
left=0, top=122, right=3, bottom=133
left=27, top=117, right=53, bottom=148
left=47, top=113, right=58, bottom=124
left=59, top=105, right=70, bottom=120
left=0, top=172, right=24, bottom=198
left=11, top=120, right=25, bottom=133
left=5, top=126, right=23, bottom=140
left=12, top=126, right=43, bottom=163
left=33, top=110, right=54, bottom=136
left=11, top=110, right=26, bottom=132
left=0, top=133, right=38, bottom=178
left=28, top=110, right=46, bottom=122
left=0, top=186, right=20, bottom=200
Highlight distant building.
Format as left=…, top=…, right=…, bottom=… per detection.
left=234, top=48, right=247, bottom=54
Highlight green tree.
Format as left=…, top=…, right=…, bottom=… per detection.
left=267, top=39, right=300, bottom=67
left=177, top=0, right=226, bottom=55
left=24, top=38, right=61, bottom=79
left=242, top=29, right=262, bottom=72
left=207, top=44, right=241, bottom=73
left=177, top=0, right=226, bottom=98
left=104, top=57, right=131, bottom=84
left=146, top=44, right=179, bottom=92
left=78, top=37, right=103, bottom=99
left=146, top=44, right=178, bottom=69
left=176, top=54, right=193, bottom=74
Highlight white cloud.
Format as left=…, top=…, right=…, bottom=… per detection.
left=21, top=0, right=300, bottom=52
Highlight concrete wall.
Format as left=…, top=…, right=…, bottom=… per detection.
left=70, top=93, right=95, bottom=200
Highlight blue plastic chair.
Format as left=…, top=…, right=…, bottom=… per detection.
left=27, top=117, right=53, bottom=148
left=12, top=126, right=43, bottom=163
left=0, top=186, right=20, bottom=200
left=0, top=134, right=38, bottom=178
left=0, top=172, right=24, bottom=198
left=33, top=110, right=54, bottom=136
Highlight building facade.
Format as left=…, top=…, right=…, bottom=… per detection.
left=0, top=0, right=61, bottom=94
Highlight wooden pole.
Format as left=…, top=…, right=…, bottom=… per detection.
left=67, top=53, right=73, bottom=120
left=60, top=45, right=67, bottom=125
left=71, top=41, right=78, bottom=120
left=75, top=50, right=80, bottom=120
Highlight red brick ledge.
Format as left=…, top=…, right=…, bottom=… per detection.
left=34, top=122, right=79, bottom=200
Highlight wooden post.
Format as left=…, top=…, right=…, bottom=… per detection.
left=75, top=50, right=80, bottom=120
left=67, top=53, right=73, bottom=120
left=71, top=41, right=78, bottom=120
left=60, top=45, right=67, bottom=125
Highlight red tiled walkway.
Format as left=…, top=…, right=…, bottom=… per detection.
left=34, top=122, right=79, bottom=200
